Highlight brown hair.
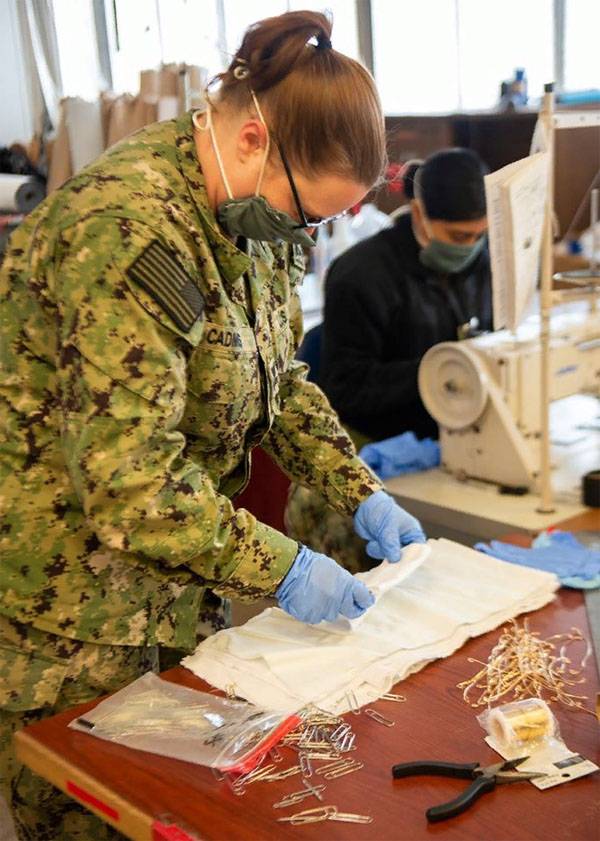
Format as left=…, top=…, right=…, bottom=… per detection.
left=211, top=11, right=386, bottom=188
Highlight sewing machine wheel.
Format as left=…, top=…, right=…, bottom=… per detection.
left=418, top=343, right=489, bottom=430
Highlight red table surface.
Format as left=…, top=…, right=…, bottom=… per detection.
left=15, top=586, right=600, bottom=841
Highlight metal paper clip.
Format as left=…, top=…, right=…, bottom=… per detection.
left=240, top=753, right=268, bottom=778
left=272, top=782, right=326, bottom=809
left=330, top=812, right=373, bottom=824
left=299, top=725, right=317, bottom=745
left=224, top=773, right=245, bottom=796
left=339, top=730, right=356, bottom=752
left=381, top=693, right=406, bottom=703
left=211, top=768, right=225, bottom=782
left=315, top=758, right=349, bottom=776
left=261, top=764, right=301, bottom=781
left=365, top=708, right=395, bottom=727
left=330, top=722, right=351, bottom=742
left=322, top=760, right=363, bottom=780
left=237, top=761, right=276, bottom=786
left=302, top=778, right=324, bottom=802
left=346, top=690, right=361, bottom=715
left=277, top=806, right=337, bottom=825
left=300, top=753, right=312, bottom=778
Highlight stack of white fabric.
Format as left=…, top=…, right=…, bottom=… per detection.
left=182, top=539, right=559, bottom=714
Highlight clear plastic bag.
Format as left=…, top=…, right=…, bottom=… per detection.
left=69, top=672, right=300, bottom=773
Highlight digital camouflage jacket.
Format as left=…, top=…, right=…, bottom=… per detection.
left=0, top=112, right=381, bottom=648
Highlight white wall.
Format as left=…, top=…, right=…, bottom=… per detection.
left=0, top=0, right=35, bottom=146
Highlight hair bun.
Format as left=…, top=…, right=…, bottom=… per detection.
left=221, top=10, right=334, bottom=93
left=402, top=159, right=424, bottom=200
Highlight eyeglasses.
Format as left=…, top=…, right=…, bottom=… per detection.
left=275, top=140, right=347, bottom=230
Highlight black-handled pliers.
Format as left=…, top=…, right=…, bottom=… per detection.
left=391, top=757, right=546, bottom=822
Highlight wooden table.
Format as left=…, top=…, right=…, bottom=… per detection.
left=14, top=516, right=600, bottom=841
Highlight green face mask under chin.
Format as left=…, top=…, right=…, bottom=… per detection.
left=195, top=95, right=315, bottom=249
left=217, top=195, right=316, bottom=248
left=419, top=234, right=486, bottom=274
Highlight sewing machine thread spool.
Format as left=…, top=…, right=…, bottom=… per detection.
left=487, top=699, right=555, bottom=750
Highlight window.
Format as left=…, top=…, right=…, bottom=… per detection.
left=106, top=0, right=162, bottom=93
left=223, top=0, right=287, bottom=60
left=563, top=0, right=600, bottom=92
left=288, top=0, right=359, bottom=60
left=372, top=0, right=460, bottom=114
left=157, top=0, right=223, bottom=72
left=223, top=1, right=358, bottom=62
left=53, top=0, right=103, bottom=99
left=51, top=1, right=597, bottom=110
left=372, top=0, right=553, bottom=114
left=456, top=0, right=553, bottom=111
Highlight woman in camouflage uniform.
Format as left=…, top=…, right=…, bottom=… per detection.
left=0, top=11, right=423, bottom=838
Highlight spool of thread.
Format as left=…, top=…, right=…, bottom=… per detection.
left=488, top=700, right=554, bottom=749
left=0, top=174, right=45, bottom=213
left=15, top=179, right=45, bottom=214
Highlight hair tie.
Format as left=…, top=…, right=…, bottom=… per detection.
left=316, top=35, right=332, bottom=50
left=232, top=58, right=250, bottom=80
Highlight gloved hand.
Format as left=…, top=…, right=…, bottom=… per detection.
left=474, top=531, right=600, bottom=587
left=359, top=432, right=440, bottom=480
left=276, top=545, right=375, bottom=624
left=353, top=490, right=426, bottom=562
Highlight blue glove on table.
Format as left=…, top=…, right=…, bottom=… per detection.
left=474, top=531, right=600, bottom=589
left=354, top=490, right=426, bottom=562
left=276, top=545, right=375, bottom=624
left=359, top=432, right=440, bottom=480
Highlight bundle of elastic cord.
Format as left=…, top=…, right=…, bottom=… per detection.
left=457, top=619, right=593, bottom=714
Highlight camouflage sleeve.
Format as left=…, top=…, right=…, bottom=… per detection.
left=262, top=292, right=382, bottom=517
left=56, top=217, right=297, bottom=601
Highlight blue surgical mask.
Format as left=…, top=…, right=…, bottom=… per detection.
left=193, top=99, right=315, bottom=248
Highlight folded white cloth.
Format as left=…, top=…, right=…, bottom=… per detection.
left=324, top=542, right=431, bottom=632
left=182, top=539, right=558, bottom=714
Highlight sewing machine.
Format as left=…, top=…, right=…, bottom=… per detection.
left=418, top=306, right=600, bottom=493
left=387, top=92, right=600, bottom=540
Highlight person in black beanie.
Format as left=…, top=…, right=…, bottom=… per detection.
left=320, top=147, right=491, bottom=445
left=285, top=148, right=491, bottom=572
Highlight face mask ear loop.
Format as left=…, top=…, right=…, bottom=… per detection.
left=194, top=103, right=234, bottom=200
left=250, top=90, right=270, bottom=196
left=416, top=198, right=435, bottom=241
left=412, top=166, right=433, bottom=245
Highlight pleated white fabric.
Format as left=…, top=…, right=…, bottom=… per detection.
left=322, top=542, right=431, bottom=633
left=182, top=539, right=558, bottom=714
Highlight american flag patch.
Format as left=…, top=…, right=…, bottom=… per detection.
left=127, top=240, right=204, bottom=332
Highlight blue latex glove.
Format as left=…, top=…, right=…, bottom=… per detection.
left=474, top=530, right=600, bottom=588
left=276, top=545, right=375, bottom=624
left=359, top=432, right=440, bottom=480
left=353, top=490, right=426, bottom=562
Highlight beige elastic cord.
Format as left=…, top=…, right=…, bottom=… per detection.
left=411, top=199, right=432, bottom=249
left=192, top=88, right=270, bottom=201
left=409, top=165, right=434, bottom=245
left=193, top=103, right=234, bottom=200
left=249, top=90, right=270, bottom=196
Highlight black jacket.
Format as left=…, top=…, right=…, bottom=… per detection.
left=319, top=212, right=492, bottom=442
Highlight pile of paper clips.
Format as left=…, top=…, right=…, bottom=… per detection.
left=213, top=690, right=406, bottom=826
